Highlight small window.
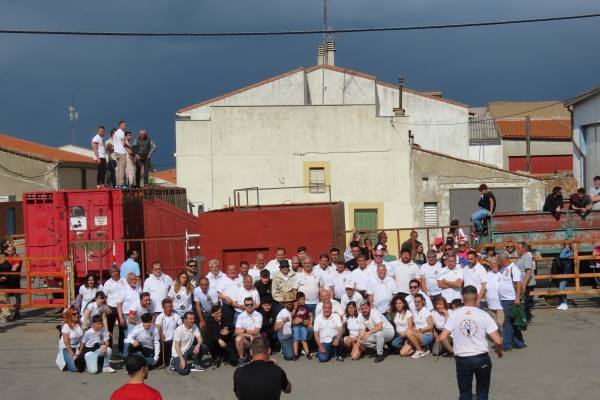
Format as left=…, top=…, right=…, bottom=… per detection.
left=423, top=202, right=438, bottom=226
left=309, top=167, right=326, bottom=193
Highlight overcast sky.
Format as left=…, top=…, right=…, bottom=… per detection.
left=1, top=0, right=599, bottom=170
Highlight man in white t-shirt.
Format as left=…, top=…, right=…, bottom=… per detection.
left=171, top=311, right=204, bottom=374
left=234, top=298, right=263, bottom=366
left=437, top=253, right=464, bottom=303
left=142, top=262, right=173, bottom=314
left=351, top=254, right=372, bottom=298
left=315, top=289, right=345, bottom=317
left=329, top=258, right=353, bottom=301
left=123, top=313, right=160, bottom=366
left=405, top=279, right=434, bottom=313
left=248, top=252, right=267, bottom=282
left=497, top=253, right=525, bottom=351
left=355, top=300, right=395, bottom=363
left=313, top=302, right=344, bottom=362
left=463, top=251, right=488, bottom=304
left=155, top=298, right=182, bottom=367
left=391, top=248, right=422, bottom=295
left=265, top=247, right=291, bottom=276
left=420, top=250, right=443, bottom=298
left=437, top=286, right=503, bottom=400
left=368, top=249, right=395, bottom=278
left=293, top=258, right=321, bottom=314
left=315, top=253, right=336, bottom=290
left=117, top=273, right=142, bottom=338
left=274, top=292, right=296, bottom=361
left=340, top=283, right=363, bottom=309
left=91, top=126, right=107, bottom=188
left=103, top=266, right=126, bottom=353
left=367, top=264, right=399, bottom=314
left=193, top=277, right=219, bottom=327
left=112, top=120, right=130, bottom=188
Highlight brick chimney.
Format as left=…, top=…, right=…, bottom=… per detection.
left=317, top=45, right=325, bottom=65
left=325, top=40, right=335, bottom=66
left=393, top=77, right=405, bottom=116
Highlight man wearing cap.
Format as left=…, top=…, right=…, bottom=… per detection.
left=274, top=292, right=296, bottom=360
left=340, top=283, right=363, bottom=309
left=367, top=264, right=399, bottom=314
left=351, top=254, right=372, bottom=298
left=354, top=300, right=395, bottom=363
left=270, top=260, right=295, bottom=319
left=110, top=355, right=162, bottom=400
left=293, top=257, right=321, bottom=315
left=437, top=286, right=503, bottom=400
left=329, top=258, right=353, bottom=301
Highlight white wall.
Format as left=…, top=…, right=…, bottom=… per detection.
left=572, top=94, right=600, bottom=186
left=468, top=144, right=503, bottom=168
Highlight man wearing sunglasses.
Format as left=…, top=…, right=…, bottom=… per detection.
left=234, top=298, right=263, bottom=366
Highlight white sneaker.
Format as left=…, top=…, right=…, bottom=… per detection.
left=558, top=303, right=568, bottom=310
left=411, top=351, right=424, bottom=359
left=103, top=366, right=116, bottom=373
left=423, top=350, right=430, bottom=356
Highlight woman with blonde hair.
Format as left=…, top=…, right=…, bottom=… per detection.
left=168, top=271, right=193, bottom=317
left=56, top=306, right=84, bottom=372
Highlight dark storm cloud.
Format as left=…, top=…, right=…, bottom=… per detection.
left=1, top=0, right=599, bottom=170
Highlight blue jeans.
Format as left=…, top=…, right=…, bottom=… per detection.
left=278, top=335, right=294, bottom=360
left=500, top=300, right=525, bottom=350
left=172, top=348, right=200, bottom=375
left=317, top=338, right=342, bottom=362
left=63, top=348, right=79, bottom=372
left=292, top=325, right=308, bottom=341
left=470, top=208, right=491, bottom=233
left=123, top=343, right=155, bottom=367
left=559, top=259, right=573, bottom=303
left=455, top=353, right=492, bottom=400
left=84, top=347, right=112, bottom=374
left=390, top=335, right=406, bottom=349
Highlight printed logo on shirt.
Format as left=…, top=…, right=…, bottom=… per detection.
left=459, top=317, right=479, bottom=337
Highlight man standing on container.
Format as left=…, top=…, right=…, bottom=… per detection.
left=91, top=126, right=107, bottom=189
left=113, top=121, right=130, bottom=189
left=133, top=129, right=157, bottom=188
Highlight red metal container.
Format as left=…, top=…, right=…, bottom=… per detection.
left=23, top=188, right=198, bottom=281
left=197, top=202, right=345, bottom=274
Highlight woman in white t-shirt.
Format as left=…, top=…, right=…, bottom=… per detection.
left=485, top=257, right=504, bottom=329
left=402, top=293, right=434, bottom=359
left=342, top=301, right=361, bottom=353
left=168, top=271, right=193, bottom=317
left=431, top=296, right=453, bottom=356
left=57, top=306, right=84, bottom=372
left=81, top=291, right=109, bottom=330
left=389, top=295, right=413, bottom=355
left=77, top=273, right=103, bottom=311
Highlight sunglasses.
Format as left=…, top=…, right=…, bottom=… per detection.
left=374, top=254, right=383, bottom=257
left=409, top=286, right=419, bottom=289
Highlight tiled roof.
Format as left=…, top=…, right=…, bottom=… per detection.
left=0, top=133, right=96, bottom=165
left=488, top=101, right=569, bottom=119
left=469, top=106, right=501, bottom=145
left=495, top=118, right=571, bottom=140
left=177, top=64, right=468, bottom=113
left=151, top=168, right=176, bottom=184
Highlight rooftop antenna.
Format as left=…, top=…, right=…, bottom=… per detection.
left=68, top=103, right=79, bottom=145
left=323, top=0, right=331, bottom=64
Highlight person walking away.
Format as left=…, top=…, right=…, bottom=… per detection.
left=112, top=121, right=129, bottom=188
left=111, top=355, right=163, bottom=400
left=470, top=184, right=496, bottom=237
left=91, top=126, right=106, bottom=188
left=543, top=186, right=564, bottom=220
left=125, top=131, right=136, bottom=188
left=133, top=129, right=156, bottom=188
left=105, top=128, right=117, bottom=187
left=557, top=243, right=574, bottom=310
left=515, top=242, right=535, bottom=322
left=233, top=336, right=292, bottom=400
left=437, top=285, right=503, bottom=400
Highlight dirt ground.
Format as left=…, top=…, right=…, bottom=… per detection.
left=0, top=298, right=599, bottom=400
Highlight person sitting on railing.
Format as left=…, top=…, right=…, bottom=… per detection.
left=470, top=184, right=496, bottom=237
left=557, top=243, right=574, bottom=310
left=569, top=188, right=593, bottom=217
left=543, top=186, right=564, bottom=220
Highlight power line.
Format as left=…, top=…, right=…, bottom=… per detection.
left=1, top=12, right=600, bottom=37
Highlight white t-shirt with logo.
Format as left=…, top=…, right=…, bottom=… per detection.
left=340, top=291, right=364, bottom=309
left=391, top=260, right=423, bottom=294
left=121, top=285, right=142, bottom=316
left=79, top=285, right=104, bottom=305
left=60, top=323, right=83, bottom=348
left=172, top=323, right=201, bottom=354
left=235, top=311, right=263, bottom=331
left=357, top=308, right=395, bottom=335
left=351, top=267, right=373, bottom=292
left=438, top=266, right=464, bottom=303
left=236, top=287, right=261, bottom=309
left=412, top=307, right=432, bottom=330
left=499, top=263, right=521, bottom=301
left=168, top=286, right=193, bottom=316
left=344, top=315, right=361, bottom=337
left=463, top=263, right=488, bottom=293
left=294, top=271, right=321, bottom=304
left=367, top=276, right=398, bottom=313
left=330, top=270, right=353, bottom=300
left=313, top=313, right=342, bottom=343
left=92, top=134, right=106, bottom=160
left=432, top=309, right=452, bottom=330
left=444, top=306, right=498, bottom=357
left=392, top=310, right=413, bottom=335
left=485, top=271, right=502, bottom=310
left=193, top=287, right=220, bottom=312
left=275, top=308, right=293, bottom=339
left=143, top=273, right=173, bottom=313
left=420, top=262, right=443, bottom=296
left=155, top=312, right=182, bottom=341
left=82, top=327, right=110, bottom=348
left=103, top=278, right=126, bottom=308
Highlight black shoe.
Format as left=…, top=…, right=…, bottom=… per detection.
left=336, top=355, right=344, bottom=362
left=366, top=353, right=375, bottom=358
left=374, top=355, right=385, bottom=363
left=292, top=355, right=299, bottom=361
left=305, top=353, right=313, bottom=360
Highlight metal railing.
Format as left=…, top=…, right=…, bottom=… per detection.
left=232, top=185, right=332, bottom=208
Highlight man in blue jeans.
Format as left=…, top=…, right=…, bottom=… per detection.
left=470, top=184, right=496, bottom=236
left=313, top=302, right=344, bottom=362
left=274, top=293, right=296, bottom=360
left=497, top=253, right=525, bottom=350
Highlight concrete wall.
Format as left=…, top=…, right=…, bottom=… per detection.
left=0, top=150, right=59, bottom=198
left=176, top=104, right=414, bottom=229
left=502, top=140, right=572, bottom=167
left=468, top=144, right=503, bottom=168
left=410, top=148, right=545, bottom=227
left=59, top=167, right=96, bottom=190
left=571, top=93, right=600, bottom=186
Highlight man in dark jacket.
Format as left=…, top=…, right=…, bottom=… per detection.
left=202, top=305, right=237, bottom=366
left=133, top=129, right=157, bottom=187
left=0, top=252, right=13, bottom=323
left=543, top=186, right=564, bottom=220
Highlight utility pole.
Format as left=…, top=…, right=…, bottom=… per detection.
left=68, top=105, right=79, bottom=145
left=525, top=115, right=531, bottom=173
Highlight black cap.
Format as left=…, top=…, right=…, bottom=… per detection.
left=125, top=355, right=147, bottom=374
left=261, top=295, right=273, bottom=305
left=279, top=259, right=290, bottom=268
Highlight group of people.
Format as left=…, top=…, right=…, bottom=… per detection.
left=543, top=176, right=600, bottom=219
left=55, top=234, right=533, bottom=379
left=0, top=242, right=21, bottom=324
left=91, top=120, right=157, bottom=190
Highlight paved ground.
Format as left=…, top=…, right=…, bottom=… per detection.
left=1, top=298, right=599, bottom=400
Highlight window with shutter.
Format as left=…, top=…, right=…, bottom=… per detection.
left=423, top=202, right=438, bottom=226
left=309, top=167, right=326, bottom=193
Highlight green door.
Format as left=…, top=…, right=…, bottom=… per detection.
left=354, top=208, right=378, bottom=243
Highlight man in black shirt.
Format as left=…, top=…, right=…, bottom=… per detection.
left=344, top=242, right=361, bottom=271
left=254, top=269, right=272, bottom=299
left=233, top=336, right=292, bottom=400
left=202, top=305, right=238, bottom=367
left=543, top=186, right=564, bottom=220
left=470, top=184, right=496, bottom=235
left=569, top=187, right=592, bottom=217
left=258, top=296, right=278, bottom=351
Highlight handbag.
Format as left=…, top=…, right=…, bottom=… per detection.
left=510, top=303, right=528, bottom=331
left=550, top=257, right=564, bottom=275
